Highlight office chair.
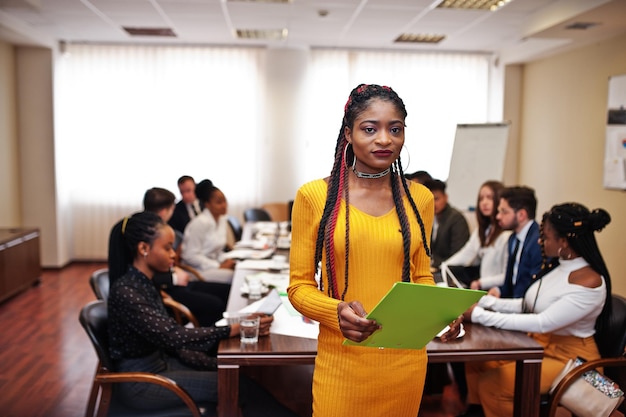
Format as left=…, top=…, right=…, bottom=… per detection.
left=227, top=215, right=243, bottom=242
left=243, top=208, right=272, bottom=222
left=90, top=268, right=110, bottom=301
left=79, top=300, right=211, bottom=417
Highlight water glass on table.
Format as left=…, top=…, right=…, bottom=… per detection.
left=240, top=316, right=260, bottom=344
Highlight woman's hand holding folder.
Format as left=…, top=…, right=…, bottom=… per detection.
left=337, top=301, right=381, bottom=343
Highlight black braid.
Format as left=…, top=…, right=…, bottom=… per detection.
left=398, top=160, right=432, bottom=258
left=314, top=126, right=344, bottom=296
left=341, top=167, right=350, bottom=300
left=390, top=162, right=411, bottom=281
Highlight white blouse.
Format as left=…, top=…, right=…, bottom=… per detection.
left=181, top=209, right=228, bottom=272
left=472, top=257, right=606, bottom=337
left=441, top=228, right=511, bottom=289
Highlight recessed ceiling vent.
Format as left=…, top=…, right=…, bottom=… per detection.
left=235, top=29, right=288, bottom=40
left=565, top=22, right=600, bottom=30
left=123, top=27, right=176, bottom=37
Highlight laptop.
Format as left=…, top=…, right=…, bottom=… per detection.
left=441, top=263, right=467, bottom=289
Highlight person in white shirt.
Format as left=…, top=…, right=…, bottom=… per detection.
left=441, top=180, right=511, bottom=290
left=181, top=179, right=236, bottom=283
left=459, top=202, right=612, bottom=417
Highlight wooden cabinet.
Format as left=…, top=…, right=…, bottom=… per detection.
left=0, top=228, right=41, bottom=303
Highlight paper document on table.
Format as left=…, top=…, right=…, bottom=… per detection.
left=270, top=301, right=319, bottom=340
left=222, top=248, right=274, bottom=260
left=343, top=282, right=484, bottom=349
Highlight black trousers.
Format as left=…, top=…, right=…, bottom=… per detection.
left=165, top=281, right=231, bottom=326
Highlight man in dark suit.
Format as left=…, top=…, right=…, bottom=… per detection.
left=168, top=175, right=200, bottom=234
left=491, top=186, right=542, bottom=299
left=424, top=179, right=470, bottom=269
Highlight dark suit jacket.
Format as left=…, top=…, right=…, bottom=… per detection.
left=169, top=200, right=192, bottom=234
left=431, top=204, right=470, bottom=268
left=499, top=220, right=542, bottom=298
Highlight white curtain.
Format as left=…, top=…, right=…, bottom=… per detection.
left=55, top=44, right=264, bottom=258
left=301, top=49, right=492, bottom=182
left=54, top=45, right=494, bottom=260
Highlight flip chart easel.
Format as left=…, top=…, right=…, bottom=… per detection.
left=446, top=123, right=511, bottom=211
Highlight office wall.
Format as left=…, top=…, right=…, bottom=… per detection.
left=516, top=33, right=626, bottom=296
left=0, top=41, right=20, bottom=226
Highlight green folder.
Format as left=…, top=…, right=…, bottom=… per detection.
left=343, top=282, right=485, bottom=350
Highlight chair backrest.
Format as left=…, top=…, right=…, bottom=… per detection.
left=595, top=294, right=626, bottom=358
left=243, top=208, right=272, bottom=222
left=90, top=268, right=110, bottom=300
left=261, top=202, right=289, bottom=222
left=79, top=300, right=115, bottom=371
left=227, top=216, right=243, bottom=242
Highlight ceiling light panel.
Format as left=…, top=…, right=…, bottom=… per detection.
left=437, top=0, right=513, bottom=11
left=394, top=33, right=446, bottom=43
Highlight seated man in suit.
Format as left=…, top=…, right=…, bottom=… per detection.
left=168, top=175, right=201, bottom=234
left=424, top=179, right=470, bottom=269
left=108, top=187, right=230, bottom=326
left=490, top=185, right=543, bottom=299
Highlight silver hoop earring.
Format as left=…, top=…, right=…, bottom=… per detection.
left=343, top=143, right=356, bottom=170
left=399, top=144, right=411, bottom=173
left=557, top=247, right=562, bottom=258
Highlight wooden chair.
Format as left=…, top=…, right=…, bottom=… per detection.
left=79, top=300, right=211, bottom=417
left=261, top=202, right=289, bottom=222
left=89, top=268, right=199, bottom=328
left=543, top=294, right=626, bottom=417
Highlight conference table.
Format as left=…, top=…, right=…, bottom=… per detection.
left=217, top=223, right=544, bottom=417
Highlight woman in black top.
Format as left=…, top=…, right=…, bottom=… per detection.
left=108, top=211, right=294, bottom=415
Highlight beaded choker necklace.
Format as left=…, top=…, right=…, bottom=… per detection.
left=352, top=166, right=390, bottom=179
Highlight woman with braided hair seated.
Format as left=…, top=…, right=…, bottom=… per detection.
left=109, top=211, right=299, bottom=415
left=459, top=202, right=612, bottom=417
left=287, top=83, right=462, bottom=417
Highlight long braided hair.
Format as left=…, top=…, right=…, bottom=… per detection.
left=314, top=84, right=431, bottom=300
left=536, top=203, right=612, bottom=352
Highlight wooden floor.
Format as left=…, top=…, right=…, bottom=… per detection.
left=0, top=262, right=465, bottom=417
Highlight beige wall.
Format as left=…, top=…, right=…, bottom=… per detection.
left=0, top=41, right=62, bottom=267
left=0, top=41, right=20, bottom=226
left=515, top=33, right=626, bottom=296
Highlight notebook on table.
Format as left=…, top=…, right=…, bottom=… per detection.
left=342, top=282, right=485, bottom=350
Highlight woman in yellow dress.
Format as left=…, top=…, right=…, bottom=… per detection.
left=288, top=84, right=462, bottom=417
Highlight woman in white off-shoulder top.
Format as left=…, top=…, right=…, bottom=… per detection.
left=461, top=202, right=613, bottom=417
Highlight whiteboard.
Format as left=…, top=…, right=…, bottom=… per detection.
left=446, top=123, right=511, bottom=211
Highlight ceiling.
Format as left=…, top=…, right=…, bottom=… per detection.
left=1, top=0, right=625, bottom=64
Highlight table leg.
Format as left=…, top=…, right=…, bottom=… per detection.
left=513, top=357, right=542, bottom=417
left=218, top=364, right=241, bottom=417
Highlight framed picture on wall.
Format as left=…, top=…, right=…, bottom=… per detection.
left=603, top=74, right=626, bottom=190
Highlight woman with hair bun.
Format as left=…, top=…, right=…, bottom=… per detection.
left=460, top=202, right=612, bottom=417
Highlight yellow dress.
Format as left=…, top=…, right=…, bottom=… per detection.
left=288, top=179, right=435, bottom=417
